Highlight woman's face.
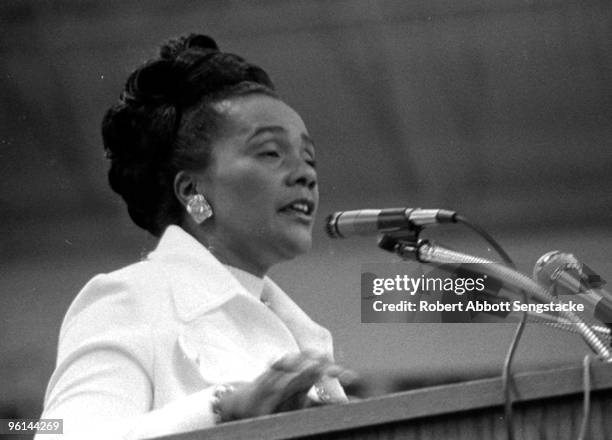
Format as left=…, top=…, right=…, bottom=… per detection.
left=197, top=94, right=318, bottom=275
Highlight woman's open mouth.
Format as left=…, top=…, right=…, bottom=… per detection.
left=278, top=198, right=315, bottom=222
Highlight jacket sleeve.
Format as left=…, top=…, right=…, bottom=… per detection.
left=36, top=270, right=218, bottom=440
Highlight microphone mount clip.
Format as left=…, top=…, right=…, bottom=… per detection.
left=377, top=229, right=422, bottom=257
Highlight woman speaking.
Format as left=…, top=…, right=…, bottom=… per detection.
left=37, top=34, right=348, bottom=439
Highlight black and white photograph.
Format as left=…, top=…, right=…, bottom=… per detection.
left=2, top=1, right=612, bottom=439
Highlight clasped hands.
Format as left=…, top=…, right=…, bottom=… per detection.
left=215, top=351, right=351, bottom=422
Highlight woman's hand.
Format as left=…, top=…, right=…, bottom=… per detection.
left=215, top=351, right=344, bottom=422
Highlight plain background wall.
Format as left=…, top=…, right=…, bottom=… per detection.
left=1, top=0, right=611, bottom=421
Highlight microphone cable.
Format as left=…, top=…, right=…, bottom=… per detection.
left=454, top=214, right=515, bottom=268
left=501, top=289, right=527, bottom=440
left=577, top=354, right=593, bottom=440
left=453, top=214, right=521, bottom=439
left=453, top=213, right=523, bottom=440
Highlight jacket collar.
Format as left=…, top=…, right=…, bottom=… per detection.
left=147, top=225, right=248, bottom=322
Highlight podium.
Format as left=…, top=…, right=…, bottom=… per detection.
left=153, top=362, right=612, bottom=440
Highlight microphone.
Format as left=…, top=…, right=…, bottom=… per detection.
left=533, top=250, right=612, bottom=325
left=325, top=207, right=457, bottom=238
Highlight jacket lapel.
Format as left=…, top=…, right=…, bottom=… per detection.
left=262, top=278, right=348, bottom=402
left=261, top=277, right=334, bottom=355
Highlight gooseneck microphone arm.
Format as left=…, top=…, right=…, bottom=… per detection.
left=521, top=311, right=610, bottom=345
left=394, top=239, right=612, bottom=361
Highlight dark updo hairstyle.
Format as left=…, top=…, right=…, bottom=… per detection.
left=102, top=34, right=277, bottom=236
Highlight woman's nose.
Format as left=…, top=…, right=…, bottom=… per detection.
left=287, top=156, right=317, bottom=190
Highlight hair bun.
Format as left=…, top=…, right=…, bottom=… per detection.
left=121, top=34, right=221, bottom=107
left=186, top=34, right=219, bottom=51
left=160, top=34, right=219, bottom=60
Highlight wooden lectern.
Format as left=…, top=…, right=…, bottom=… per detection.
left=152, top=362, right=612, bottom=440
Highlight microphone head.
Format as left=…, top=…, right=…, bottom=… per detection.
left=533, top=250, right=582, bottom=289
left=325, top=212, right=343, bottom=238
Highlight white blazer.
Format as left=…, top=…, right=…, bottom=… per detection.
left=37, top=225, right=346, bottom=439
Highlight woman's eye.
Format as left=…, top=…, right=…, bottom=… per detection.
left=306, top=159, right=317, bottom=168
left=259, top=151, right=280, bottom=158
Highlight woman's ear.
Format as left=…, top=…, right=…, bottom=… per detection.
left=175, top=171, right=213, bottom=225
left=174, top=170, right=199, bottom=208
